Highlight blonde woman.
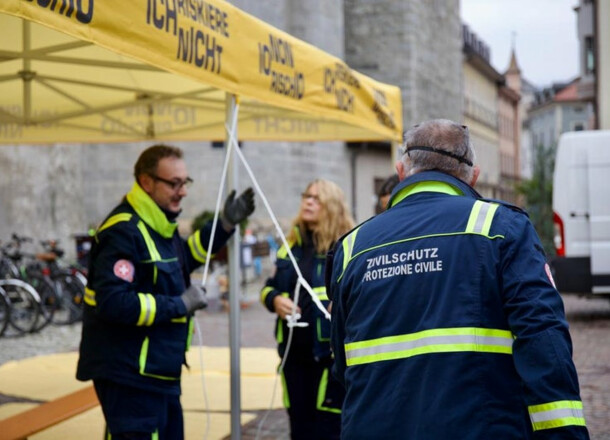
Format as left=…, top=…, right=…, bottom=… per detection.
left=260, top=179, right=354, bottom=440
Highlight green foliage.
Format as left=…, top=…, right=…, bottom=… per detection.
left=516, top=143, right=556, bottom=256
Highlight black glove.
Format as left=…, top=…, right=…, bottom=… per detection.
left=180, top=284, right=208, bottom=314
left=222, top=187, right=255, bottom=226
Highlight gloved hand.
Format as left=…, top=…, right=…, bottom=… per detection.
left=222, top=187, right=255, bottom=226
left=180, top=284, right=208, bottom=314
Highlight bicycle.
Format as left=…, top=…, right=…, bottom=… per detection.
left=0, top=279, right=41, bottom=335
left=4, top=234, right=56, bottom=330
left=37, top=239, right=86, bottom=325
left=0, top=285, right=10, bottom=337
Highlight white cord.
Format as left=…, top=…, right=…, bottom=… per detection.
left=254, top=279, right=303, bottom=440
left=228, top=127, right=330, bottom=320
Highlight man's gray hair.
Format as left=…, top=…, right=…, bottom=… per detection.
left=400, top=119, right=476, bottom=182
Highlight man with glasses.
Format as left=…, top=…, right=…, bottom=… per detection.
left=327, top=119, right=589, bottom=439
left=77, top=144, right=255, bottom=440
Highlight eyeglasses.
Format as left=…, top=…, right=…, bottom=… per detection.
left=150, top=174, right=194, bottom=191
left=301, top=192, right=320, bottom=203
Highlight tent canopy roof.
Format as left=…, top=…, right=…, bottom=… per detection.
left=0, top=1, right=403, bottom=144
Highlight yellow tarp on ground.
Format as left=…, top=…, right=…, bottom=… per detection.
left=0, top=348, right=283, bottom=440
left=0, top=0, right=402, bottom=144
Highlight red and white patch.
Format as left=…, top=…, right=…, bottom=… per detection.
left=544, top=263, right=557, bottom=289
left=113, top=259, right=135, bottom=282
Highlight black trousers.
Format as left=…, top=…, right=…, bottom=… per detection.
left=282, top=352, right=343, bottom=440
left=93, top=379, right=183, bottom=440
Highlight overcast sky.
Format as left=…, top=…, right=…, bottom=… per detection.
left=460, top=0, right=580, bottom=88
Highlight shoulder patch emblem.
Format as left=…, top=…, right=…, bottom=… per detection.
left=113, top=259, right=135, bottom=282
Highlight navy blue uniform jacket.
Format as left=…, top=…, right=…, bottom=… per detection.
left=328, top=171, right=589, bottom=439
left=77, top=182, right=231, bottom=395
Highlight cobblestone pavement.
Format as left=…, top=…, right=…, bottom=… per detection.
left=1, top=283, right=609, bottom=439
left=561, top=294, right=610, bottom=439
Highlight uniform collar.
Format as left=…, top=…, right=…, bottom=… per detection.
left=125, top=182, right=178, bottom=238
left=389, top=170, right=481, bottom=208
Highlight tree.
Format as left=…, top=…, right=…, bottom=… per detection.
left=516, top=143, right=556, bottom=256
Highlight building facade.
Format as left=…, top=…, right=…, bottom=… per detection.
left=462, top=25, right=502, bottom=198
left=528, top=80, right=595, bottom=153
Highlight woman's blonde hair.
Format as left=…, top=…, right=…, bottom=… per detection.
left=288, top=179, right=355, bottom=254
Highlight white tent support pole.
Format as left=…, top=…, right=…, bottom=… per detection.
left=22, top=20, right=32, bottom=122
left=225, top=93, right=242, bottom=440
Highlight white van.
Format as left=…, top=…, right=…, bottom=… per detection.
left=551, top=130, right=610, bottom=296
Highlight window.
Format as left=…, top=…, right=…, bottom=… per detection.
left=585, top=36, right=595, bottom=75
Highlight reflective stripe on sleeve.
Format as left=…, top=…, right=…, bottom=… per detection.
left=136, top=293, right=156, bottom=326
left=313, top=286, right=328, bottom=301
left=84, top=287, right=96, bottom=306
left=465, top=201, right=499, bottom=236
left=261, top=286, right=274, bottom=304
left=188, top=230, right=209, bottom=263
left=529, top=400, right=587, bottom=431
left=345, top=327, right=513, bottom=366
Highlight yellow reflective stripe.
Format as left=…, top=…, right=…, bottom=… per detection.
left=171, top=316, right=187, bottom=323
left=466, top=201, right=499, bottom=236
left=345, top=327, right=513, bottom=366
left=277, top=240, right=294, bottom=260
left=260, top=286, right=274, bottom=304
left=138, top=337, right=180, bottom=381
left=336, top=226, right=361, bottom=283
left=481, top=204, right=499, bottom=236
left=281, top=369, right=290, bottom=408
left=390, top=181, right=463, bottom=208
left=188, top=230, right=209, bottom=263
left=186, top=318, right=194, bottom=351
left=137, top=221, right=161, bottom=262
left=97, top=213, right=132, bottom=234
left=136, top=293, right=156, bottom=326
left=529, top=400, right=586, bottom=431
left=316, top=368, right=341, bottom=414
left=313, top=286, right=328, bottom=301
left=276, top=320, right=284, bottom=344
left=84, top=287, right=96, bottom=306
left=317, top=318, right=329, bottom=342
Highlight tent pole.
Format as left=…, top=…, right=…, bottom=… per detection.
left=225, top=93, right=242, bottom=440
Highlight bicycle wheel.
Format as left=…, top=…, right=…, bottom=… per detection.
left=0, top=279, right=41, bottom=334
left=51, top=273, right=84, bottom=325
left=25, top=273, right=57, bottom=331
left=0, top=286, right=10, bottom=337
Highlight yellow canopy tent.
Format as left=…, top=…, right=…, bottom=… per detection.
left=0, top=1, right=402, bottom=144
left=0, top=2, right=402, bottom=438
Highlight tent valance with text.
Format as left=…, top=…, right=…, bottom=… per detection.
left=0, top=0, right=403, bottom=144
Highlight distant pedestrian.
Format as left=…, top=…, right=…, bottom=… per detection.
left=377, top=173, right=399, bottom=213
left=261, top=179, right=354, bottom=440
left=328, top=119, right=590, bottom=439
